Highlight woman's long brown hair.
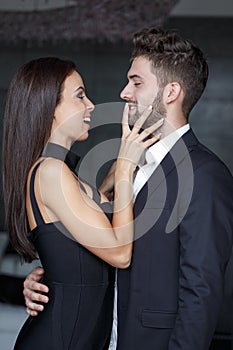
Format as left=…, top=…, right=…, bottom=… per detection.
left=2, top=57, right=75, bottom=262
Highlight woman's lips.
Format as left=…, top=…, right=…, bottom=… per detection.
left=83, top=116, right=91, bottom=123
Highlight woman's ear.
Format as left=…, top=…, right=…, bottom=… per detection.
left=164, top=82, right=182, bottom=104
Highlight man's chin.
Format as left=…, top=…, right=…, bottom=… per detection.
left=129, top=123, right=134, bottom=131
left=128, top=111, right=139, bottom=128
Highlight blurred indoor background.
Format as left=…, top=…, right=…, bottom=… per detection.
left=0, top=1, right=232, bottom=349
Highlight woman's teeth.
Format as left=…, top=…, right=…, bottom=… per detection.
left=84, top=117, right=91, bottom=123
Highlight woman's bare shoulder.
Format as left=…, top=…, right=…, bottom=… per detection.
left=40, top=157, right=69, bottom=174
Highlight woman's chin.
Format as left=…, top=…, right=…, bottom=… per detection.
left=76, top=131, right=89, bottom=142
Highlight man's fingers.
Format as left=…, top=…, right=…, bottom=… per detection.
left=23, top=279, right=49, bottom=294
left=24, top=287, right=49, bottom=302
left=26, top=307, right=38, bottom=317
left=24, top=267, right=45, bottom=283
left=31, top=266, right=45, bottom=276
left=25, top=297, right=44, bottom=312
left=23, top=267, right=48, bottom=316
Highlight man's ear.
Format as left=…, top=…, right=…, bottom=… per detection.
left=164, top=82, right=182, bottom=104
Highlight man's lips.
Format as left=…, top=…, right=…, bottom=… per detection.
left=128, top=103, right=137, bottom=110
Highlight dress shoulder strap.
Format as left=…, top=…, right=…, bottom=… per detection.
left=29, top=160, right=45, bottom=226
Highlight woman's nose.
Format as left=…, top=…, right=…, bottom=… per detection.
left=86, top=97, right=95, bottom=112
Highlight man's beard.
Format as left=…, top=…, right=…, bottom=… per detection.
left=128, top=89, right=166, bottom=131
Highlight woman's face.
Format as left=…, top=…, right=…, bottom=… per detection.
left=52, top=70, right=94, bottom=147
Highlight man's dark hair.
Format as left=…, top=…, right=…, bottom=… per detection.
left=131, top=27, right=209, bottom=117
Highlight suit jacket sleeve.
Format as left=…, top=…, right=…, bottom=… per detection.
left=168, top=158, right=233, bottom=350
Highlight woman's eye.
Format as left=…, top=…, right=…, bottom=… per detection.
left=78, top=95, right=85, bottom=99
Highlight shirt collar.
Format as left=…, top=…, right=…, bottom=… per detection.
left=145, top=123, right=190, bottom=165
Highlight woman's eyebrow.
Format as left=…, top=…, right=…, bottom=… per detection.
left=73, top=86, right=85, bottom=93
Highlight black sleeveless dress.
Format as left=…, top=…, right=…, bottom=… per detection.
left=14, top=159, right=115, bottom=350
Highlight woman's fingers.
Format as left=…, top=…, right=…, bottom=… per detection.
left=119, top=104, right=164, bottom=169
left=137, top=117, right=164, bottom=142
left=121, top=104, right=130, bottom=136
left=143, top=132, right=162, bottom=148
left=130, top=105, right=153, bottom=134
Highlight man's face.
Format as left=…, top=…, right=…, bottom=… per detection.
left=120, top=56, right=166, bottom=130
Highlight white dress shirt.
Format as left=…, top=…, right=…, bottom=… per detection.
left=108, top=124, right=190, bottom=350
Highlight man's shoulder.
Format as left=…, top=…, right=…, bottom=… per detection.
left=183, top=130, right=231, bottom=176
left=191, top=141, right=231, bottom=176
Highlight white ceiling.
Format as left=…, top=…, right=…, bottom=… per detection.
left=0, top=0, right=233, bottom=16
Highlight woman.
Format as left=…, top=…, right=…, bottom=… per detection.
left=2, top=57, right=161, bottom=349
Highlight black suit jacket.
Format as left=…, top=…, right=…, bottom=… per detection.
left=117, top=129, right=233, bottom=350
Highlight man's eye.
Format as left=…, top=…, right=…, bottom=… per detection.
left=134, top=83, right=141, bottom=86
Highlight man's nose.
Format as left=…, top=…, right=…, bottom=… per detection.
left=120, top=84, right=131, bottom=101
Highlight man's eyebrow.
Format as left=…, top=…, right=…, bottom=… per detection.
left=128, top=74, right=143, bottom=80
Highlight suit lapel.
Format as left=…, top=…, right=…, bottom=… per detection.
left=134, top=129, right=199, bottom=211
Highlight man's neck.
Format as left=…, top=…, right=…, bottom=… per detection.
left=158, top=116, right=188, bottom=140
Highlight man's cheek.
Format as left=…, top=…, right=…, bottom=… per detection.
left=137, top=103, right=147, bottom=115
left=138, top=98, right=154, bottom=113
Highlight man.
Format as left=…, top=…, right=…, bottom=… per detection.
left=23, top=27, right=233, bottom=349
